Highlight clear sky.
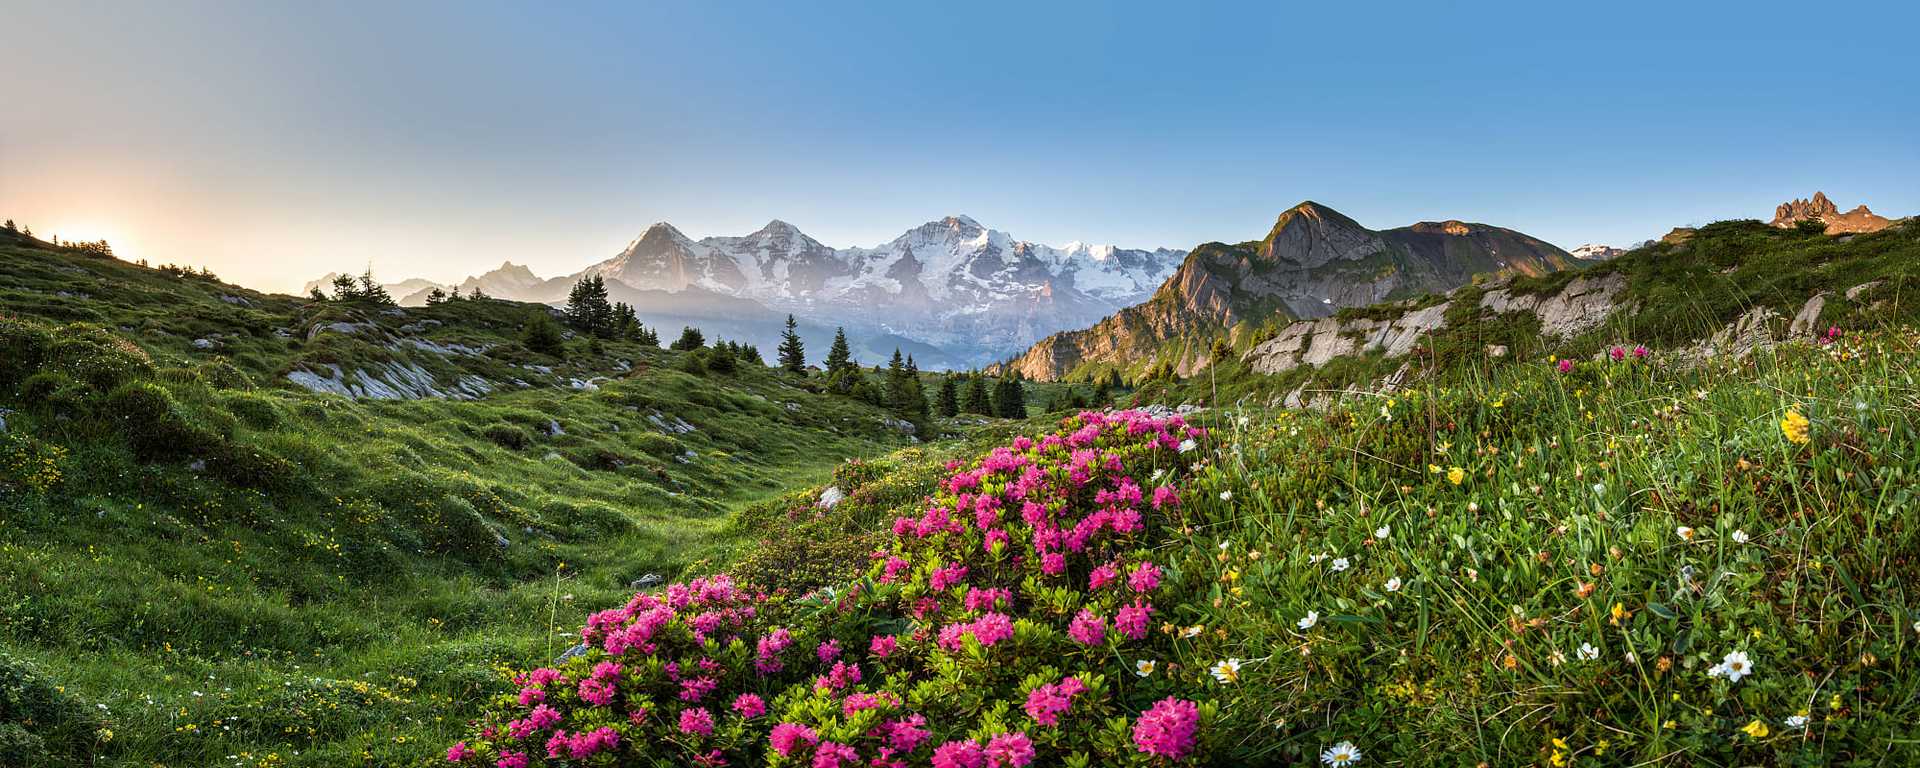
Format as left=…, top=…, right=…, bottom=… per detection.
left=3, top=0, right=1916, bottom=294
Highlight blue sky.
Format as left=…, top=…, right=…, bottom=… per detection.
left=3, top=0, right=1916, bottom=292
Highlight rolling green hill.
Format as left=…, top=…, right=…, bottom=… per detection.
left=0, top=229, right=954, bottom=766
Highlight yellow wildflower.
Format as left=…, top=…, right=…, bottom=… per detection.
left=1447, top=467, right=1465, bottom=486
left=1780, top=409, right=1811, bottom=444
left=1741, top=719, right=1770, bottom=738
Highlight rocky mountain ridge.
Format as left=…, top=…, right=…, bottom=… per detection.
left=998, top=201, right=1577, bottom=381
left=1770, top=191, right=1892, bottom=234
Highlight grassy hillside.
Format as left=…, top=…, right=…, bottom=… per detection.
left=443, top=323, right=1920, bottom=766
left=0, top=232, right=943, bottom=767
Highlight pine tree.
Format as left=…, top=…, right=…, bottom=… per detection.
left=521, top=311, right=566, bottom=357
left=3, top=219, right=14, bottom=231
left=425, top=287, right=448, bottom=305
left=963, top=375, right=993, bottom=415
left=993, top=376, right=1026, bottom=419
left=565, top=276, right=614, bottom=337
left=611, top=302, right=640, bottom=339
left=357, top=269, right=395, bottom=306
left=308, top=287, right=327, bottom=302
left=936, top=377, right=960, bottom=418
left=885, top=350, right=911, bottom=411
left=670, top=326, right=706, bottom=351
left=636, top=325, right=660, bottom=347
left=329, top=273, right=360, bottom=301
left=824, top=327, right=856, bottom=392
left=777, top=314, right=807, bottom=374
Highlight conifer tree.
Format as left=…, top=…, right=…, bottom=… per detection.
left=357, top=269, right=395, bottom=306
left=824, top=327, right=856, bottom=392
left=962, top=374, right=993, bottom=415
left=425, top=287, right=448, bottom=305
left=565, top=276, right=615, bottom=337
left=670, top=326, right=706, bottom=351
left=777, top=314, right=806, bottom=374
left=993, top=376, right=1026, bottom=419
left=936, top=376, right=960, bottom=417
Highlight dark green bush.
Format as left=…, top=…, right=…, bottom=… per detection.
left=0, top=648, right=103, bottom=768
left=481, top=423, right=531, bottom=450
left=0, top=317, right=54, bottom=387
left=222, top=393, right=284, bottom=430
left=44, top=326, right=153, bottom=393
left=102, top=381, right=221, bottom=460
left=194, top=358, right=253, bottom=390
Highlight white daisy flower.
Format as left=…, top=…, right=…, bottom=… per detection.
left=1374, top=525, right=1390, bottom=539
left=1785, top=714, right=1808, bottom=728
left=1134, top=659, right=1156, bottom=677
left=1178, top=438, right=1197, bottom=453
left=1676, top=526, right=1695, bottom=541
left=1714, top=650, right=1755, bottom=683
left=1577, top=642, right=1600, bottom=661
left=1330, top=557, right=1350, bottom=572
left=1209, top=658, right=1242, bottom=684
left=1219, top=490, right=1233, bottom=502
left=1383, top=577, right=1402, bottom=592
left=1320, top=741, right=1362, bottom=766
left=1297, top=611, right=1319, bottom=630
left=1731, top=529, right=1750, bottom=544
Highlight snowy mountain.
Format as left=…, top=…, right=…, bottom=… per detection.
left=312, top=217, right=1185, bottom=368
left=563, top=216, right=1185, bottom=366
left=1569, top=243, right=1625, bottom=261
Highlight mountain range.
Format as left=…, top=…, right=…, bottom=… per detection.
left=310, top=217, right=1186, bottom=369
left=998, top=201, right=1579, bottom=381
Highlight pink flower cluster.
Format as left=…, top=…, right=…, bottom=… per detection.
left=1131, top=697, right=1201, bottom=760
left=1023, top=676, right=1087, bottom=727
left=454, top=410, right=1214, bottom=767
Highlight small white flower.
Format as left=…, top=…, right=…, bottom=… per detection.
left=1593, top=483, right=1606, bottom=495
left=1308, top=552, right=1329, bottom=564
left=1178, top=438, right=1197, bottom=453
left=1383, top=577, right=1402, bottom=592
left=1714, top=650, right=1755, bottom=683
left=1466, top=501, right=1480, bottom=513
left=1150, top=468, right=1166, bottom=482
left=1219, top=490, right=1233, bottom=502
left=1676, top=526, right=1695, bottom=541
left=1330, top=557, right=1350, bottom=572
left=1218, top=540, right=1232, bottom=551
left=1297, top=611, right=1319, bottom=630
left=1374, top=525, right=1390, bottom=539
left=1180, top=625, right=1204, bottom=638
left=1210, top=658, right=1243, bottom=684
left=1320, top=741, right=1362, bottom=766
left=1731, top=529, right=1750, bottom=544
left=1785, top=714, right=1808, bottom=728
left=1134, top=659, right=1156, bottom=677
left=1577, top=642, right=1600, bottom=661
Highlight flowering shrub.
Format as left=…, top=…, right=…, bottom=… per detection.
left=452, top=410, right=1218, bottom=765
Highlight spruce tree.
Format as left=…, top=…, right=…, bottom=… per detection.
left=777, top=314, right=806, bottom=374
left=329, top=273, right=359, bottom=301
left=824, top=327, right=856, bottom=392
left=885, top=350, right=911, bottom=411
left=357, top=269, right=395, bottom=306
left=670, top=326, right=706, bottom=351
left=425, top=287, right=448, bottom=305
left=963, top=375, right=993, bottom=415
left=520, top=311, right=566, bottom=357
left=936, top=377, right=960, bottom=417
left=565, top=276, right=615, bottom=337
left=993, top=376, right=1026, bottom=419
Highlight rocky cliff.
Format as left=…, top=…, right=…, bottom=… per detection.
left=1770, top=191, right=1891, bottom=234
left=1000, top=201, right=1575, bottom=381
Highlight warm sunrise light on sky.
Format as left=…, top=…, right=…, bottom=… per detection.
left=4, top=0, right=1917, bottom=294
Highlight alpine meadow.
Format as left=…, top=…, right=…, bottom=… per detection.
left=4, top=3, right=1919, bottom=767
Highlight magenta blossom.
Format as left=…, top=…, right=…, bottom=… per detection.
left=1132, top=697, right=1200, bottom=760
left=678, top=707, right=715, bottom=737
left=732, top=693, right=766, bottom=719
